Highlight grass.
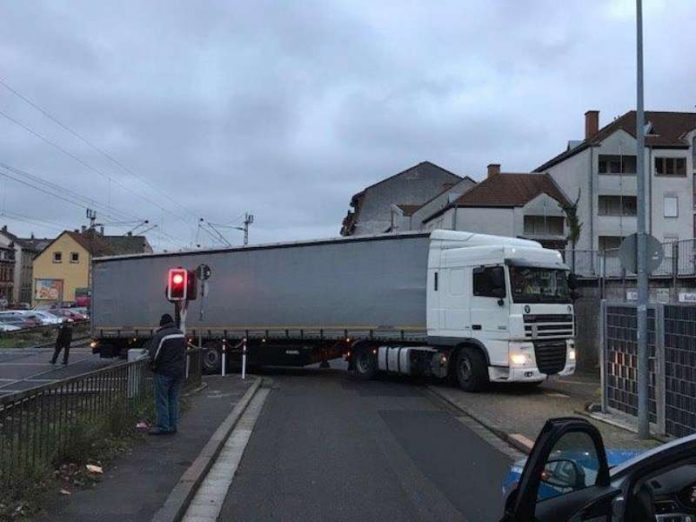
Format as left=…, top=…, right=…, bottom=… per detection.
left=0, top=393, right=155, bottom=520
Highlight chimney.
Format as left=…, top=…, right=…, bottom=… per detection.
left=487, top=163, right=501, bottom=178
left=585, top=110, right=599, bottom=139
left=1, top=225, right=6, bottom=232
left=81, top=225, right=87, bottom=233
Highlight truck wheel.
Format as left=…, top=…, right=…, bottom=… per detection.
left=352, top=347, right=377, bottom=380
left=455, top=347, right=489, bottom=392
left=203, top=347, right=222, bottom=374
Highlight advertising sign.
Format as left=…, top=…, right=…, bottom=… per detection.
left=34, top=279, right=63, bottom=301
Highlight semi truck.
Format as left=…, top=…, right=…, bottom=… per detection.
left=90, top=230, right=576, bottom=391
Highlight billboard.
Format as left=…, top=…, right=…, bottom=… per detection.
left=34, top=279, right=63, bottom=301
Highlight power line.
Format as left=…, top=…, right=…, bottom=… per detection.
left=0, top=108, right=198, bottom=234
left=0, top=162, right=138, bottom=223
left=0, top=76, right=200, bottom=221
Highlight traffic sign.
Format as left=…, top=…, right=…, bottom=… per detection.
left=618, top=233, right=663, bottom=274
left=197, top=264, right=212, bottom=281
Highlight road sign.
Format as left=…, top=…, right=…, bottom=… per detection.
left=197, top=264, right=212, bottom=281
left=618, top=233, right=663, bottom=274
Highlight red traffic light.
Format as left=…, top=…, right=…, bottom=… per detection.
left=167, top=268, right=188, bottom=301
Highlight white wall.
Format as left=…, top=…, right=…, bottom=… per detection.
left=410, top=177, right=476, bottom=229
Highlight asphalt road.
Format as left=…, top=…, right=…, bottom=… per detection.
left=219, top=367, right=517, bottom=522
left=0, top=346, right=115, bottom=396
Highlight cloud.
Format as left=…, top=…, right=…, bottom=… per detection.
left=0, top=0, right=693, bottom=250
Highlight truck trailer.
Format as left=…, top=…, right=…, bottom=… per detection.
left=90, top=230, right=576, bottom=391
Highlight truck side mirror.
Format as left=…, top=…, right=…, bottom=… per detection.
left=568, top=273, right=578, bottom=290
left=490, top=268, right=505, bottom=290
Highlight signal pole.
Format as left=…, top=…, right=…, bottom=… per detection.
left=635, top=0, right=649, bottom=439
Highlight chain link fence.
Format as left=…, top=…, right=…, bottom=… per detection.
left=602, top=301, right=696, bottom=438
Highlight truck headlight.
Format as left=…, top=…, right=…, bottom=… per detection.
left=568, top=348, right=576, bottom=361
left=510, top=353, right=529, bottom=366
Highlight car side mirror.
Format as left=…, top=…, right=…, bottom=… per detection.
left=541, top=458, right=586, bottom=490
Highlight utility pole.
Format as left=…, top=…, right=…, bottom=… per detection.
left=635, top=0, right=650, bottom=439
left=235, top=213, right=254, bottom=246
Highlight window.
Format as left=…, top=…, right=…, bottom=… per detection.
left=53, top=252, right=62, bottom=263
left=473, top=266, right=506, bottom=298
left=598, top=195, right=637, bottom=216
left=598, top=154, right=636, bottom=174
left=598, top=236, right=623, bottom=253
left=523, top=216, right=564, bottom=236
left=655, top=157, right=686, bottom=176
left=70, top=252, right=80, bottom=263
left=663, top=195, right=678, bottom=218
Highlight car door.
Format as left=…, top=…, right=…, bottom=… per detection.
left=501, top=417, right=620, bottom=522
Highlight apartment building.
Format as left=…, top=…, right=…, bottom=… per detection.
left=536, top=110, right=696, bottom=253
left=421, top=164, right=570, bottom=250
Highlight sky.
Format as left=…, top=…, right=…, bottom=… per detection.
left=0, top=0, right=694, bottom=251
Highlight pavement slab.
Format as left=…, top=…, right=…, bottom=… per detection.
left=36, top=375, right=254, bottom=522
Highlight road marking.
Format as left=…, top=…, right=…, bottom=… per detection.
left=182, top=387, right=269, bottom=521
left=544, top=392, right=570, bottom=398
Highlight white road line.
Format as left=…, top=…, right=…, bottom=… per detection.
left=182, top=388, right=269, bottom=522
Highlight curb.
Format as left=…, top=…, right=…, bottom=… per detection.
left=152, top=377, right=262, bottom=522
left=575, top=409, right=670, bottom=444
left=427, top=385, right=534, bottom=454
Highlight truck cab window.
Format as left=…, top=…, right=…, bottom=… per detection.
left=473, top=266, right=506, bottom=298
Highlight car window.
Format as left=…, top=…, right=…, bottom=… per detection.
left=538, top=431, right=600, bottom=502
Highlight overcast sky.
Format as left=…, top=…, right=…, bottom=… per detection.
left=0, top=0, right=694, bottom=250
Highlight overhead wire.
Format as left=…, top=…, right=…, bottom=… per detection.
left=0, top=76, right=200, bottom=221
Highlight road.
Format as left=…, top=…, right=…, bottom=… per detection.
left=219, top=366, right=522, bottom=522
left=0, top=346, right=115, bottom=396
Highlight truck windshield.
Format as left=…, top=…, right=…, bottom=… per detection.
left=509, top=266, right=570, bottom=303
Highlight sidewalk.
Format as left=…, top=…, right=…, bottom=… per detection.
left=429, top=370, right=660, bottom=453
left=37, top=375, right=256, bottom=522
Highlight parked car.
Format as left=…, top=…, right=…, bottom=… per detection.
left=0, top=322, right=21, bottom=332
left=48, top=308, right=87, bottom=321
left=0, top=316, right=30, bottom=330
left=500, top=417, right=696, bottom=521
left=30, top=310, right=64, bottom=325
left=0, top=311, right=41, bottom=328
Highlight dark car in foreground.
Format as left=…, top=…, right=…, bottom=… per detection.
left=501, top=417, right=696, bottom=521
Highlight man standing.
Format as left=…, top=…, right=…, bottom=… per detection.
left=147, top=313, right=187, bottom=435
left=50, top=320, right=73, bottom=365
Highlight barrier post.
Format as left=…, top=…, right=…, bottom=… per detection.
left=221, top=338, right=227, bottom=377
left=242, top=338, right=247, bottom=380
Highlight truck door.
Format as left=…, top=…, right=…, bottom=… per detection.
left=470, top=265, right=509, bottom=365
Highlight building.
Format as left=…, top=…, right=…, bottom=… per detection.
left=0, top=244, right=15, bottom=307
left=0, top=226, right=51, bottom=305
left=32, top=229, right=152, bottom=305
left=535, top=110, right=696, bottom=253
left=421, top=164, right=570, bottom=249
left=341, top=161, right=474, bottom=236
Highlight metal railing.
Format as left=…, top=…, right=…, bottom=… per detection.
left=569, top=239, right=696, bottom=278
left=0, top=347, right=203, bottom=488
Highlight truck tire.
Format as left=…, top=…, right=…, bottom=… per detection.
left=455, top=347, right=489, bottom=392
left=203, top=347, right=222, bottom=374
left=352, top=347, right=377, bottom=380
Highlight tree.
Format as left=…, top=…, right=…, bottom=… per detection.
left=560, top=189, right=583, bottom=273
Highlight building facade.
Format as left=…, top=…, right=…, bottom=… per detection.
left=341, top=161, right=469, bottom=236
left=0, top=244, right=15, bottom=306
left=421, top=165, right=570, bottom=249
left=0, top=226, right=50, bottom=305
left=536, top=110, right=696, bottom=253
left=32, top=229, right=152, bottom=305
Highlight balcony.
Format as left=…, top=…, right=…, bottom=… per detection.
left=596, top=215, right=637, bottom=236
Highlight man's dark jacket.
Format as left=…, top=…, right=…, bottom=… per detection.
left=147, top=321, right=186, bottom=377
left=56, top=324, right=73, bottom=348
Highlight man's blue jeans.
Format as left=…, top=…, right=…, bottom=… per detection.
left=154, top=373, right=183, bottom=432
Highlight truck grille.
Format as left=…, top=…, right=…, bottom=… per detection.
left=524, top=314, right=574, bottom=340
left=534, top=341, right=567, bottom=375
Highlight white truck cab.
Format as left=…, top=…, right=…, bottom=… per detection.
left=426, top=230, right=576, bottom=390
